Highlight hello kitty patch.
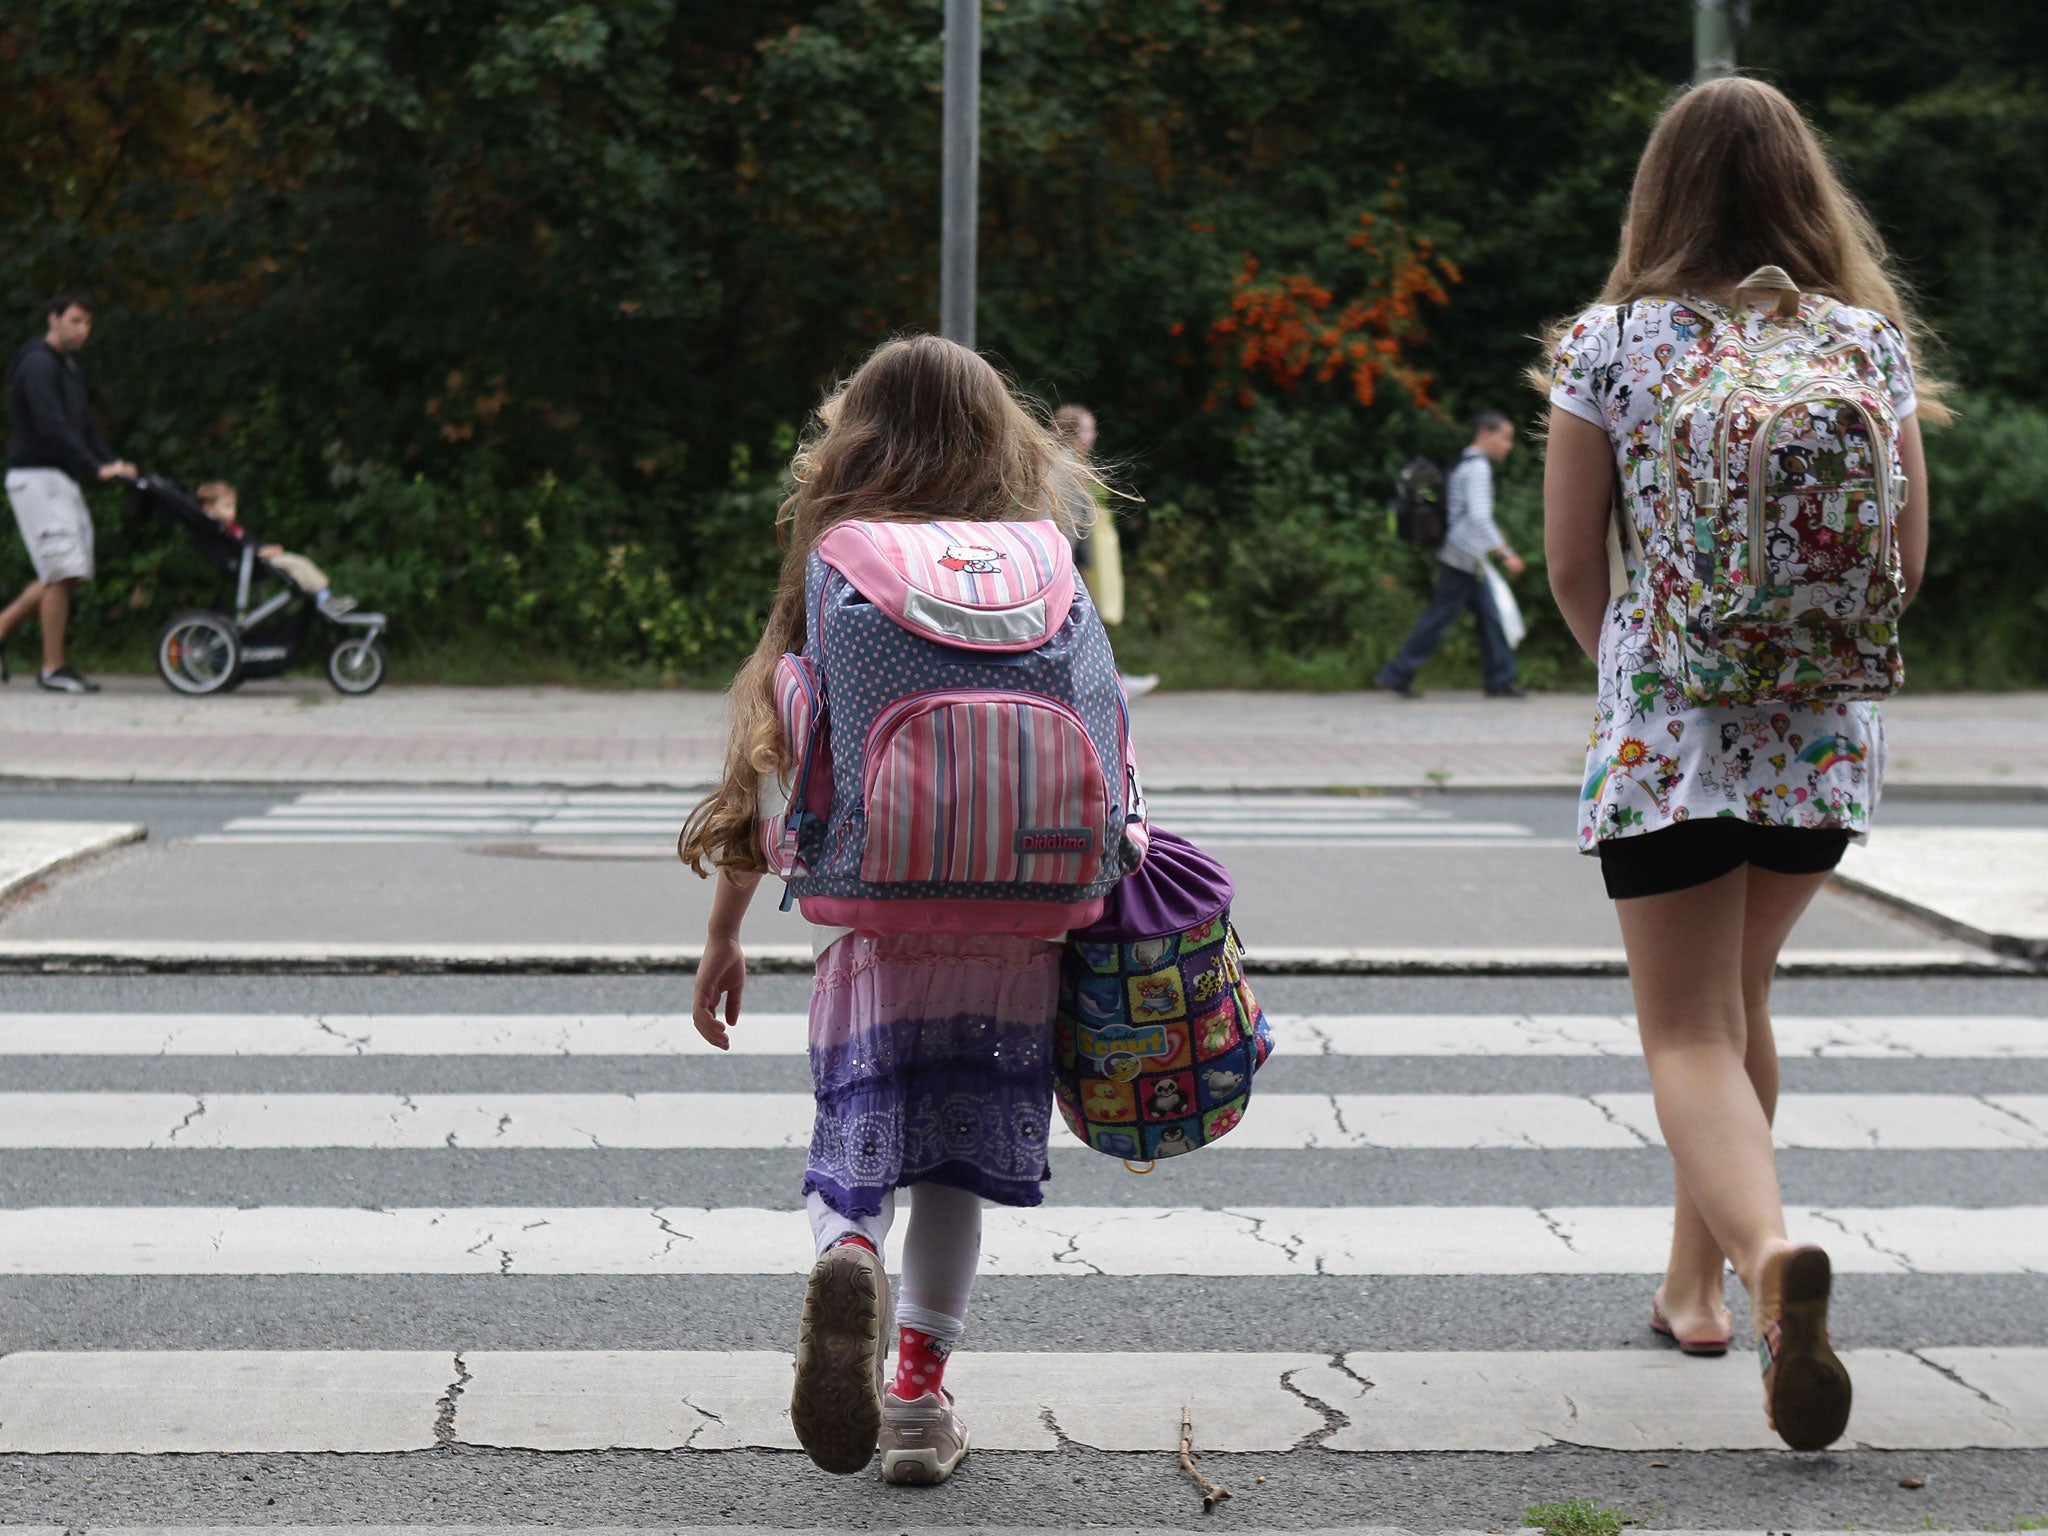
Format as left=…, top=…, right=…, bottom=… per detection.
left=938, top=542, right=1006, bottom=574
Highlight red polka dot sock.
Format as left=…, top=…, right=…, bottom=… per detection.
left=889, top=1325, right=954, bottom=1401
left=832, top=1235, right=876, bottom=1255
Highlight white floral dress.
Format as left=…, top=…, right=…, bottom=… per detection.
left=1548, top=297, right=1918, bottom=853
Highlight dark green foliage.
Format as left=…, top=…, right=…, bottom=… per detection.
left=1, top=1, right=2041, bottom=686
left=1912, top=393, right=2048, bottom=689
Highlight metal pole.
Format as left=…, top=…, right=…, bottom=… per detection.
left=940, top=0, right=981, bottom=347
left=1693, top=0, right=1738, bottom=82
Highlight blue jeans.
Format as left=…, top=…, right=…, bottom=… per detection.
left=1376, top=561, right=1518, bottom=693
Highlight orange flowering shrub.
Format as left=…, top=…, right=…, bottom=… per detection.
left=1193, top=185, right=1459, bottom=413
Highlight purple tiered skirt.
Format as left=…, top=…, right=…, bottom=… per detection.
left=804, top=932, right=1061, bottom=1219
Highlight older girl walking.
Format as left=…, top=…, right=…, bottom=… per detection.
left=1542, top=77, right=1937, bottom=1450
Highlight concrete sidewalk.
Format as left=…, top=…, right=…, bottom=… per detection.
left=4, top=675, right=2046, bottom=793
left=0, top=821, right=145, bottom=904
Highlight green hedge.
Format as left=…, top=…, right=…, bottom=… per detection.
left=5, top=3, right=2044, bottom=691
left=23, top=390, right=2038, bottom=694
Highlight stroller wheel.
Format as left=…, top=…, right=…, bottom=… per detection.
left=157, top=611, right=242, bottom=695
left=326, top=635, right=387, bottom=696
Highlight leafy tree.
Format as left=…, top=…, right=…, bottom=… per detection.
left=1, top=0, right=2040, bottom=684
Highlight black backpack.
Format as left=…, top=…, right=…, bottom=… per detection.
left=1392, top=456, right=1447, bottom=547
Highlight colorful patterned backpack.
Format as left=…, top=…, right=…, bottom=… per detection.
left=766, top=518, right=1148, bottom=934
left=1623, top=266, right=1909, bottom=706
left=1054, top=829, right=1271, bottom=1161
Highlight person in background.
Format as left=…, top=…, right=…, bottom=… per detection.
left=194, top=481, right=357, bottom=616
left=1374, top=411, right=1527, bottom=699
left=1053, top=404, right=1158, bottom=699
left=1, top=290, right=137, bottom=692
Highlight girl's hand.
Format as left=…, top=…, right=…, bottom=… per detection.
left=691, top=868, right=761, bottom=1051
left=693, top=935, right=746, bottom=1050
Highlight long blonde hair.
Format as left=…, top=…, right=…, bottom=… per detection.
left=678, top=334, right=1094, bottom=878
left=1541, top=76, right=1947, bottom=418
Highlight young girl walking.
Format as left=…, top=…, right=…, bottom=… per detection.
left=679, top=335, right=1112, bottom=1485
left=1542, top=77, right=1937, bottom=1450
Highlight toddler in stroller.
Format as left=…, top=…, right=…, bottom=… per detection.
left=195, top=482, right=357, bottom=617
left=129, top=474, right=388, bottom=696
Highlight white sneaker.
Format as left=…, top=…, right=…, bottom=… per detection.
left=1120, top=672, right=1160, bottom=699
left=879, top=1387, right=971, bottom=1485
left=789, top=1240, right=891, bottom=1475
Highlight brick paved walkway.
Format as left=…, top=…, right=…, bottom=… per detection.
left=3, top=675, right=2044, bottom=792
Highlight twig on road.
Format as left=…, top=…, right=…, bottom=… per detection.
left=1179, top=1403, right=1231, bottom=1513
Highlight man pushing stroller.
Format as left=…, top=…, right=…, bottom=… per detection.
left=1, top=290, right=135, bottom=692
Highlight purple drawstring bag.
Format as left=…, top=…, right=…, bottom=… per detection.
left=1054, top=828, right=1273, bottom=1161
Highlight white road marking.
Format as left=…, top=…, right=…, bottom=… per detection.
left=3, top=1012, right=2041, bottom=1057
left=3, top=1347, right=2040, bottom=1453
left=0, top=940, right=2002, bottom=973
left=199, top=790, right=1542, bottom=845
left=1296, top=1013, right=2048, bottom=1058
left=1317, top=1345, right=2047, bottom=1452
left=0, top=820, right=146, bottom=901
left=0, top=1349, right=448, bottom=1453
left=3, top=1090, right=2039, bottom=1151
left=2, top=1204, right=2040, bottom=1276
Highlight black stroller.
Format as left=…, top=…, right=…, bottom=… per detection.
left=126, top=475, right=389, bottom=696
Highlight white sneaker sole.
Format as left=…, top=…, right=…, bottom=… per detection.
left=879, top=1425, right=971, bottom=1486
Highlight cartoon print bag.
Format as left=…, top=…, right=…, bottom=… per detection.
left=1054, top=828, right=1271, bottom=1161
left=1627, top=266, right=1909, bottom=706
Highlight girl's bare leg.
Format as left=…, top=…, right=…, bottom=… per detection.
left=1653, top=865, right=1830, bottom=1339
left=1616, top=866, right=1813, bottom=1311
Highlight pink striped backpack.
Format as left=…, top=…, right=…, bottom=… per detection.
left=764, top=517, right=1148, bottom=934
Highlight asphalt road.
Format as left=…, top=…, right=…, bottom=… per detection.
left=2, top=969, right=2045, bottom=1529
left=0, top=783, right=2010, bottom=951
left=2, top=785, right=2045, bottom=1530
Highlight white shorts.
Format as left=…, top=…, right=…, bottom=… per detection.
left=6, top=468, right=95, bottom=583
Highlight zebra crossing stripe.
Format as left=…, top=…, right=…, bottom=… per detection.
left=0, top=941, right=2002, bottom=973
left=3, top=1090, right=2042, bottom=1150
left=198, top=790, right=1541, bottom=846
left=2, top=1346, right=2040, bottom=1453
left=3, top=1204, right=2041, bottom=1276
left=1, top=1012, right=2040, bottom=1057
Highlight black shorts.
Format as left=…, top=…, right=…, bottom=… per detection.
left=1595, top=818, right=1852, bottom=901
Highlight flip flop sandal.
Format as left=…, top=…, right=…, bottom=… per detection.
left=1758, top=1244, right=1853, bottom=1451
left=1649, top=1294, right=1732, bottom=1356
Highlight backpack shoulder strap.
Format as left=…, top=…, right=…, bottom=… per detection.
left=1603, top=303, right=1643, bottom=602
